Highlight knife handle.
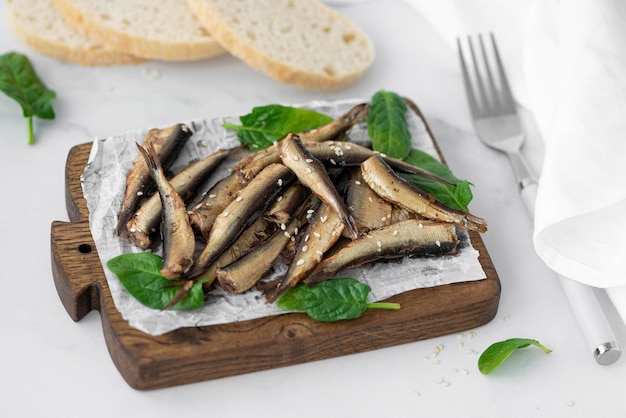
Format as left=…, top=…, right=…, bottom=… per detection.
left=516, top=164, right=621, bottom=365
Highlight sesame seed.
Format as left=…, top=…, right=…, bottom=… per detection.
left=418, top=223, right=423, bottom=228
left=294, top=227, right=299, bottom=235
left=302, top=245, right=308, bottom=252
left=345, top=145, right=352, bottom=150
left=136, top=191, right=143, bottom=196
left=235, top=196, right=243, bottom=202
left=306, top=168, right=313, bottom=174
left=129, top=227, right=136, bottom=233
left=376, top=240, right=382, bottom=247
left=313, top=232, right=321, bottom=238
left=277, top=195, right=283, bottom=201
left=367, top=234, right=373, bottom=239
left=380, top=216, right=387, bottom=222
left=296, top=259, right=305, bottom=266
left=436, top=240, right=441, bottom=247
left=209, top=193, right=217, bottom=199
left=278, top=179, right=283, bottom=186
left=223, top=211, right=230, bottom=217
left=355, top=180, right=361, bottom=185
left=368, top=197, right=373, bottom=203
left=393, top=230, right=399, bottom=236
left=304, top=234, right=310, bottom=242
left=320, top=215, right=328, bottom=223
left=316, top=250, right=323, bottom=256
left=380, top=153, right=387, bottom=158
left=292, top=155, right=299, bottom=161
left=284, top=231, right=291, bottom=238
left=330, top=159, right=337, bottom=165
left=305, top=159, right=313, bottom=163
left=280, top=223, right=286, bottom=230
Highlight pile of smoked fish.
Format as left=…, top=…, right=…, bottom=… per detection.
left=114, top=103, right=487, bottom=308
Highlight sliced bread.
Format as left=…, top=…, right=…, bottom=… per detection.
left=52, top=0, right=225, bottom=61
left=186, top=0, right=375, bottom=90
left=6, top=0, right=142, bottom=66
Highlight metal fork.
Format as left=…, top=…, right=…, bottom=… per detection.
left=458, top=33, right=621, bottom=365
left=457, top=33, right=537, bottom=206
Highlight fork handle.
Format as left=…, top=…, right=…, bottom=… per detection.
left=508, top=151, right=622, bottom=365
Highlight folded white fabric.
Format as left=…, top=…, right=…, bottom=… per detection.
left=406, top=0, right=626, bottom=289
left=526, top=0, right=626, bottom=288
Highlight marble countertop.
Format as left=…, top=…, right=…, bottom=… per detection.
left=1, top=1, right=625, bottom=417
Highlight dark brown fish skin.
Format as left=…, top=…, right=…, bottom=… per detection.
left=234, top=103, right=369, bottom=183
left=187, top=163, right=295, bottom=279
left=280, top=133, right=359, bottom=240
left=188, top=172, right=244, bottom=242
left=264, top=202, right=344, bottom=303
left=303, top=219, right=459, bottom=286
left=360, top=155, right=488, bottom=233
left=115, top=123, right=193, bottom=236
left=126, top=148, right=231, bottom=249
left=136, top=142, right=195, bottom=280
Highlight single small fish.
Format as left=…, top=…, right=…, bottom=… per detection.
left=127, top=148, right=231, bottom=249
left=188, top=172, right=244, bottom=242
left=115, top=123, right=192, bottom=236
left=303, top=219, right=459, bottom=285
left=264, top=201, right=344, bottom=303
left=188, top=163, right=295, bottom=278
left=136, top=142, right=195, bottom=279
left=280, top=133, right=359, bottom=240
left=360, top=155, right=488, bottom=233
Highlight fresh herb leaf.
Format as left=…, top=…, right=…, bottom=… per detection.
left=0, top=51, right=56, bottom=145
left=107, top=252, right=207, bottom=310
left=367, top=90, right=411, bottom=159
left=223, top=104, right=333, bottom=150
left=401, top=148, right=473, bottom=212
left=478, top=338, right=552, bottom=375
left=276, top=277, right=400, bottom=322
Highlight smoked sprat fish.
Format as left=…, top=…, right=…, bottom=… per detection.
left=135, top=142, right=195, bottom=280
left=360, top=155, right=488, bottom=233
left=280, top=133, right=359, bottom=240
left=303, top=219, right=459, bottom=286
left=114, top=123, right=192, bottom=236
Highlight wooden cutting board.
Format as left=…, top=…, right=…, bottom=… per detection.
left=50, top=107, right=500, bottom=390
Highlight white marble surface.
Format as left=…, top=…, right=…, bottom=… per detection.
left=1, top=1, right=625, bottom=417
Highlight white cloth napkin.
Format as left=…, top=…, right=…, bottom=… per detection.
left=405, top=0, right=626, bottom=290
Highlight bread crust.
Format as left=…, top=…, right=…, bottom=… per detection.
left=53, top=0, right=225, bottom=61
left=7, top=0, right=143, bottom=66
left=186, top=0, right=375, bottom=90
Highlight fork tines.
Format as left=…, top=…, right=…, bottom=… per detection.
left=457, top=33, right=516, bottom=118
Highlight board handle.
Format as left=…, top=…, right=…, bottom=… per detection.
left=51, top=220, right=102, bottom=321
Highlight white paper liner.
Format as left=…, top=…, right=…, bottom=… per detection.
left=81, top=98, right=487, bottom=336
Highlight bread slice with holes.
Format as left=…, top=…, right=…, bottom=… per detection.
left=52, top=0, right=225, bottom=61
left=7, top=0, right=142, bottom=66
left=186, top=0, right=375, bottom=90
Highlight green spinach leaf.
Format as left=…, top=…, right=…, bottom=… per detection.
left=367, top=90, right=411, bottom=159
left=478, top=338, right=552, bottom=375
left=0, top=52, right=56, bottom=145
left=107, top=252, right=207, bottom=310
left=223, top=104, right=333, bottom=150
left=276, top=277, right=400, bottom=322
left=401, top=148, right=473, bottom=212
